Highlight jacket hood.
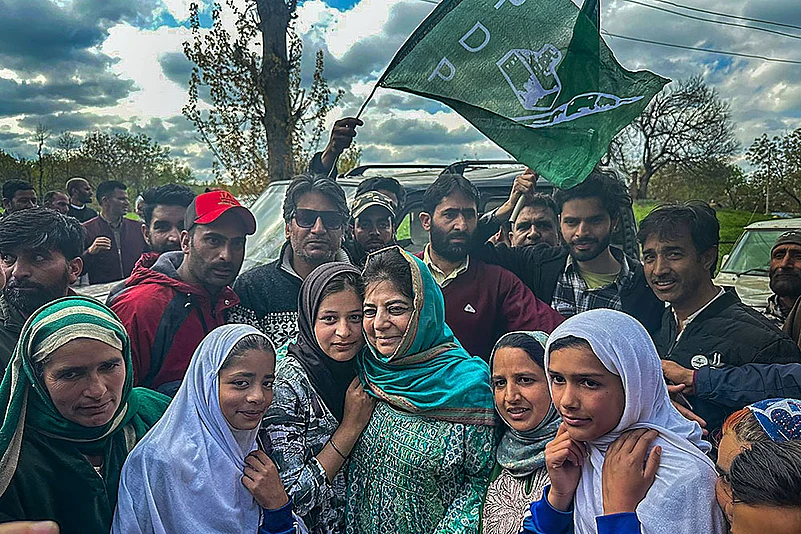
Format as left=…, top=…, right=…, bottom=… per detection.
left=125, top=251, right=202, bottom=295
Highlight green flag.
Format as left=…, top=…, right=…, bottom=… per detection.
left=378, top=0, right=669, bottom=188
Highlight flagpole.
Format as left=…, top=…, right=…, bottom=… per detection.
left=356, top=83, right=380, bottom=120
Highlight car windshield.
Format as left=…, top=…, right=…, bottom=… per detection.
left=242, top=181, right=357, bottom=272
left=720, top=229, right=786, bottom=275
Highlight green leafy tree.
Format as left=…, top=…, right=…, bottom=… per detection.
left=183, top=0, right=342, bottom=196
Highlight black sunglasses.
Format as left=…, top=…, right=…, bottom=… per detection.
left=293, top=208, right=345, bottom=230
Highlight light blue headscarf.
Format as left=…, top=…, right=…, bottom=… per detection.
left=112, top=324, right=273, bottom=534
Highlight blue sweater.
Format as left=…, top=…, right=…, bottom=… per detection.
left=520, top=486, right=640, bottom=534
left=262, top=500, right=299, bottom=534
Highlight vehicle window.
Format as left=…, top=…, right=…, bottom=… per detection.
left=720, top=230, right=786, bottom=275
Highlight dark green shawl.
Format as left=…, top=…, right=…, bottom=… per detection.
left=0, top=296, right=168, bottom=532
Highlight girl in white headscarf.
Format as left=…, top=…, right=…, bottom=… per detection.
left=112, top=324, right=303, bottom=534
left=520, top=309, right=725, bottom=534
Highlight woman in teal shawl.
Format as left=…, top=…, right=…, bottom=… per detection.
left=0, top=296, right=169, bottom=534
left=345, top=246, right=496, bottom=534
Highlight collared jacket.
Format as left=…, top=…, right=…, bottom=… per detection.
left=655, top=290, right=801, bottom=432
left=82, top=216, right=148, bottom=284
left=110, top=251, right=239, bottom=395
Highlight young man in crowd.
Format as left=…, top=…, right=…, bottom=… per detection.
left=765, top=230, right=801, bottom=328
left=345, top=191, right=397, bottom=266
left=42, top=191, right=70, bottom=215
left=111, top=190, right=255, bottom=396
left=139, top=184, right=197, bottom=255
left=66, top=177, right=97, bottom=223
left=640, top=201, right=801, bottom=434
left=232, top=174, right=351, bottom=346
left=355, top=176, right=407, bottom=219
left=417, top=174, right=563, bottom=360
left=0, top=208, right=83, bottom=370
left=2, top=181, right=36, bottom=215
left=106, top=183, right=197, bottom=305
left=82, top=180, right=147, bottom=284
left=472, top=168, right=663, bottom=334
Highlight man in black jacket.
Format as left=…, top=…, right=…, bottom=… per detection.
left=471, top=168, right=663, bottom=334
left=640, top=201, right=801, bottom=434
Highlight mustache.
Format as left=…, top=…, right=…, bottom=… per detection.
left=571, top=238, right=598, bottom=245
left=446, top=231, right=471, bottom=241
left=5, top=279, right=43, bottom=291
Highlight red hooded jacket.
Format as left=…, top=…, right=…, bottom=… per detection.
left=110, top=251, right=239, bottom=395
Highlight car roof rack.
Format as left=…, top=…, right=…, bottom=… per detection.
left=442, top=159, right=526, bottom=175
left=344, top=164, right=450, bottom=177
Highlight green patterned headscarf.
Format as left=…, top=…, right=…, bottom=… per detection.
left=359, top=247, right=495, bottom=426
left=0, top=296, right=168, bottom=497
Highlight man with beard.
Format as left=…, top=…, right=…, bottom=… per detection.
left=765, top=231, right=801, bottom=327
left=231, top=174, right=351, bottom=347
left=471, top=168, right=663, bottom=334
left=106, top=184, right=197, bottom=305
left=415, top=174, right=563, bottom=360
left=110, top=190, right=256, bottom=396
left=0, top=208, right=83, bottom=371
left=641, top=202, right=801, bottom=435
left=66, top=177, right=98, bottom=223
left=345, top=191, right=397, bottom=266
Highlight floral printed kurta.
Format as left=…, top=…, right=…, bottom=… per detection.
left=262, top=356, right=346, bottom=534
left=482, top=464, right=549, bottom=534
left=345, top=401, right=495, bottom=534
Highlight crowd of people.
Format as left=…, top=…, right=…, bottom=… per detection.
left=0, top=118, right=799, bottom=534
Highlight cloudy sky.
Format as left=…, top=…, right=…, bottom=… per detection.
left=0, top=0, right=799, bottom=182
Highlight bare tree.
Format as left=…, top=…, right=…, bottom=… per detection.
left=183, top=0, right=342, bottom=195
left=56, top=131, right=80, bottom=178
left=34, top=124, right=51, bottom=195
left=609, top=76, right=738, bottom=200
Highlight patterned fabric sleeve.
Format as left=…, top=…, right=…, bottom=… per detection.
left=262, top=365, right=332, bottom=517
left=434, top=423, right=496, bottom=534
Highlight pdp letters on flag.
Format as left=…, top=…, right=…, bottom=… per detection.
left=378, top=0, right=669, bottom=188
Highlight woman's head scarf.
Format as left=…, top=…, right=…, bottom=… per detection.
left=0, top=296, right=167, bottom=498
left=359, top=246, right=494, bottom=426
left=490, top=331, right=560, bottom=477
left=113, top=324, right=275, bottom=533
left=748, top=398, right=801, bottom=442
left=287, top=262, right=362, bottom=423
left=544, top=309, right=725, bottom=534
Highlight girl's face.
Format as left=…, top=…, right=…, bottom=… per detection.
left=492, top=346, right=552, bottom=432
left=218, top=349, right=275, bottom=431
left=363, top=280, right=413, bottom=357
left=547, top=343, right=625, bottom=442
left=314, top=289, right=364, bottom=362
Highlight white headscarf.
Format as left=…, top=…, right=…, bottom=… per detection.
left=544, top=309, right=726, bottom=534
left=112, top=324, right=273, bottom=534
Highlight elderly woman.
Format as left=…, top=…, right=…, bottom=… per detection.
left=0, top=296, right=169, bottom=533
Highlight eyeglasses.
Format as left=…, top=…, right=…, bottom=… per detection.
left=293, top=209, right=346, bottom=230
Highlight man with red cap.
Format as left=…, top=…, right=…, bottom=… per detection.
left=111, top=190, right=257, bottom=396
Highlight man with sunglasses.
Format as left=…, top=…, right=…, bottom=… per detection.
left=232, top=174, right=352, bottom=347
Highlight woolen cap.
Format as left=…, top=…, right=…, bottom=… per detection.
left=184, top=190, right=256, bottom=235
left=773, top=230, right=801, bottom=251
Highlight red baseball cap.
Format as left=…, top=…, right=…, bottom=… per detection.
left=184, top=190, right=257, bottom=235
